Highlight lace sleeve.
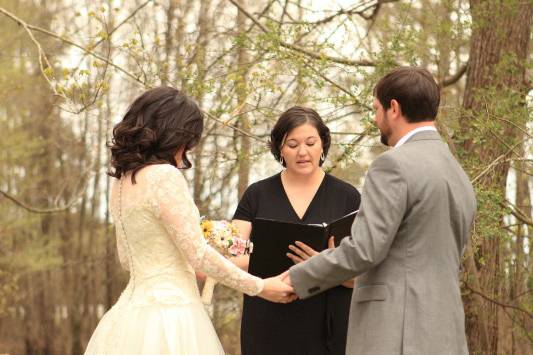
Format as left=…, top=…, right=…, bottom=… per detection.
left=149, top=165, right=264, bottom=296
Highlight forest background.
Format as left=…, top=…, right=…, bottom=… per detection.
left=0, top=0, right=531, bottom=354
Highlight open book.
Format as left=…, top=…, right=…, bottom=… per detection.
left=248, top=211, right=358, bottom=278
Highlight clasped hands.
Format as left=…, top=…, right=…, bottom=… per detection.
left=258, top=236, right=353, bottom=303
left=258, top=270, right=296, bottom=303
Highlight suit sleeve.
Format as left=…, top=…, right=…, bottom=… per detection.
left=289, top=154, right=408, bottom=299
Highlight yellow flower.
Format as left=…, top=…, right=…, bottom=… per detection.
left=200, top=220, right=213, bottom=238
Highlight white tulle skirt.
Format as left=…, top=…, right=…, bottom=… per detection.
left=84, top=285, right=225, bottom=355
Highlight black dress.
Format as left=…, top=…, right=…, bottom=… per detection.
left=233, top=172, right=361, bottom=355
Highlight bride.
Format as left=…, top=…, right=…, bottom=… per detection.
left=84, top=86, right=296, bottom=355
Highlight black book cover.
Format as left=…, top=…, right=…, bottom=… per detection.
left=248, top=211, right=357, bottom=278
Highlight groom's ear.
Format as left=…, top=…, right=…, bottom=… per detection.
left=389, top=99, right=402, bottom=119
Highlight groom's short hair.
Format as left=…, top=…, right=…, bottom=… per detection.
left=374, top=67, right=440, bottom=123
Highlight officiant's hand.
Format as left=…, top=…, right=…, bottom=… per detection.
left=287, top=236, right=335, bottom=264
left=259, top=272, right=298, bottom=303
left=288, top=237, right=355, bottom=289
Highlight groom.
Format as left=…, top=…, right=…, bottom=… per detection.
left=284, top=67, right=476, bottom=354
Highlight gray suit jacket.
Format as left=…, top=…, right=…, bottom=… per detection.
left=289, top=131, right=476, bottom=355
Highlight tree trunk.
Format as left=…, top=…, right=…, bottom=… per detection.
left=192, top=0, right=212, bottom=215
left=461, top=1, right=532, bottom=353
left=236, top=0, right=251, bottom=199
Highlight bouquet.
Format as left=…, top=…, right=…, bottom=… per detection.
left=200, top=219, right=253, bottom=304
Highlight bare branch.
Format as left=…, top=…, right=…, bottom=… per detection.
left=227, top=0, right=376, bottom=67
left=0, top=190, right=81, bottom=214
left=205, top=0, right=276, bottom=73
left=69, top=0, right=154, bottom=77
left=203, top=111, right=267, bottom=144
left=0, top=6, right=146, bottom=86
left=274, top=0, right=400, bottom=25
left=440, top=63, right=468, bottom=88
left=100, top=0, right=153, bottom=48
left=326, top=126, right=373, bottom=173
left=488, top=113, right=533, bottom=139
left=463, top=283, right=533, bottom=319
left=504, top=200, right=533, bottom=226
left=302, top=60, right=372, bottom=111
left=0, top=7, right=66, bottom=100
left=471, top=140, right=522, bottom=185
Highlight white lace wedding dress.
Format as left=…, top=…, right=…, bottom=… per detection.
left=84, top=164, right=264, bottom=355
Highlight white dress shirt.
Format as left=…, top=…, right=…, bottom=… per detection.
left=394, top=126, right=438, bottom=148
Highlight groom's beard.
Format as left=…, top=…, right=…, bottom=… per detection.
left=380, top=133, right=389, bottom=146
left=378, top=113, right=392, bottom=146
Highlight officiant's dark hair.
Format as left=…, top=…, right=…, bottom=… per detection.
left=108, top=86, right=203, bottom=183
left=374, top=66, right=440, bottom=123
left=269, top=106, right=331, bottom=167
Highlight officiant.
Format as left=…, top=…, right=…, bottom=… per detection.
left=232, top=106, right=361, bottom=355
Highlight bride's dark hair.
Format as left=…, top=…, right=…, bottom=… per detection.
left=108, top=86, right=203, bottom=183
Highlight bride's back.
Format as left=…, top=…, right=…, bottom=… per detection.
left=109, top=165, right=199, bottom=304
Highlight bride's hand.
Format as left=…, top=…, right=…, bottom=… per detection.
left=258, top=272, right=298, bottom=303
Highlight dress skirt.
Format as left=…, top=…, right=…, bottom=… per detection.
left=84, top=284, right=225, bottom=355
